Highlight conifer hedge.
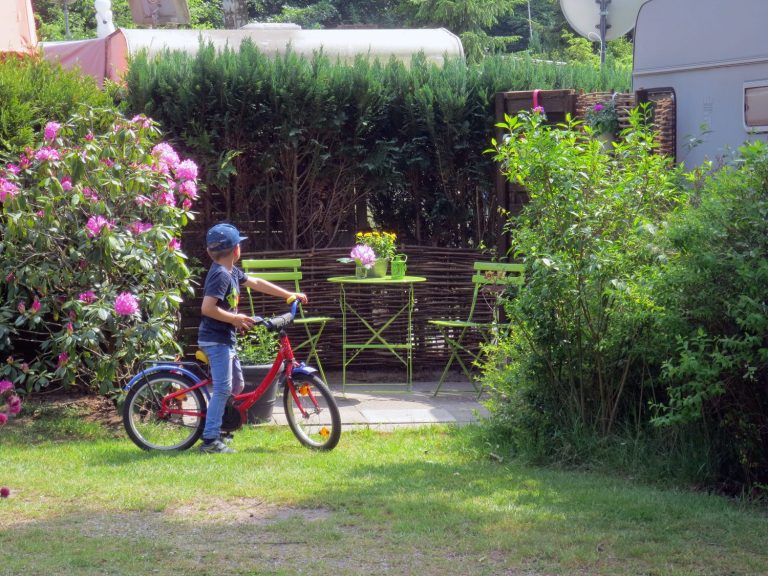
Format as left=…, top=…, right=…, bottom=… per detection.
left=123, top=44, right=630, bottom=249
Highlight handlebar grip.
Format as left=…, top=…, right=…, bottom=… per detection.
left=266, top=312, right=294, bottom=332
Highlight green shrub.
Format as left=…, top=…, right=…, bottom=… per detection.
left=485, top=108, right=686, bottom=460
left=651, top=140, right=768, bottom=489
left=0, top=107, right=197, bottom=394
left=0, top=55, right=112, bottom=158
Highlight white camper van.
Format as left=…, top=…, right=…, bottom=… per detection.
left=633, top=0, right=768, bottom=167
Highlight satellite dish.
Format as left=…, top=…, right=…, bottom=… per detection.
left=560, top=0, right=645, bottom=62
left=127, top=0, right=190, bottom=26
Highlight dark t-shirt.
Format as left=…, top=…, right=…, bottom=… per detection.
left=198, top=263, right=247, bottom=345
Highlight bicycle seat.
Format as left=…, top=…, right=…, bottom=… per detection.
left=195, top=350, right=209, bottom=365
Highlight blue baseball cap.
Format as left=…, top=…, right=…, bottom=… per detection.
left=206, top=223, right=247, bottom=252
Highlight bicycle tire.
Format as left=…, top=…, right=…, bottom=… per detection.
left=123, top=372, right=206, bottom=451
left=283, top=373, right=341, bottom=451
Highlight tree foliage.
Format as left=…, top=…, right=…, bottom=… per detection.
left=30, top=0, right=633, bottom=62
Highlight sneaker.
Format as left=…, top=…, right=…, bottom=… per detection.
left=199, top=439, right=236, bottom=454
left=220, top=432, right=234, bottom=444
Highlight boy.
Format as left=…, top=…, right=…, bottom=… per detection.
left=198, top=223, right=307, bottom=454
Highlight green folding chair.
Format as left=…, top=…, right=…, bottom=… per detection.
left=241, top=258, right=333, bottom=384
left=428, top=261, right=525, bottom=397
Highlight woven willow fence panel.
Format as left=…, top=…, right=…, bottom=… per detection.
left=180, top=246, right=497, bottom=375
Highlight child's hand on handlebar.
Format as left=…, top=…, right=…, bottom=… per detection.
left=233, top=313, right=256, bottom=331
left=288, top=292, right=308, bottom=304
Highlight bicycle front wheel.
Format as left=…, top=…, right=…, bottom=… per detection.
left=284, top=374, right=341, bottom=450
left=123, top=373, right=206, bottom=451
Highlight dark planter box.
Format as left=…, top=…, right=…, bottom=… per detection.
left=241, top=364, right=281, bottom=424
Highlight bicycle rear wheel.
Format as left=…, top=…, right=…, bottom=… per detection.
left=283, top=374, right=341, bottom=450
left=123, top=373, right=206, bottom=451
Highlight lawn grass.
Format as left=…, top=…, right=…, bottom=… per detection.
left=0, top=401, right=766, bottom=576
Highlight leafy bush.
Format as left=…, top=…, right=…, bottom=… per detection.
left=485, top=108, right=686, bottom=460
left=0, top=55, right=112, bottom=157
left=651, top=140, right=768, bottom=489
left=0, top=107, right=197, bottom=394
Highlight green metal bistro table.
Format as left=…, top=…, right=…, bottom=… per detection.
left=327, top=275, right=427, bottom=391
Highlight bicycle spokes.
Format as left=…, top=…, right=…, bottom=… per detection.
left=283, top=374, right=341, bottom=450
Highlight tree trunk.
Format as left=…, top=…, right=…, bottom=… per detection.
left=222, top=0, right=248, bottom=29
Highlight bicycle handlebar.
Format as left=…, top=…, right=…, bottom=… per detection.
left=252, top=299, right=299, bottom=333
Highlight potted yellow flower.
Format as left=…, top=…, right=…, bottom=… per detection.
left=355, top=231, right=397, bottom=277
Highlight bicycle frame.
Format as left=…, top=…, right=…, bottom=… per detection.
left=124, top=302, right=322, bottom=425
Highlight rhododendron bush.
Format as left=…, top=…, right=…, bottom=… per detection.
left=0, top=108, right=197, bottom=393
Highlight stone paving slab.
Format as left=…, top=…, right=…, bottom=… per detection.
left=271, top=376, right=489, bottom=431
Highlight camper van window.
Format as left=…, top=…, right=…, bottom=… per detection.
left=744, top=82, right=768, bottom=131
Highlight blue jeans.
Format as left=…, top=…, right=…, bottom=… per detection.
left=199, top=343, right=244, bottom=441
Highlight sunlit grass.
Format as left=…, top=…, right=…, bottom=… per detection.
left=0, top=406, right=766, bottom=576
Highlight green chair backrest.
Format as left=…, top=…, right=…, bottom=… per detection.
left=241, top=258, right=304, bottom=315
left=466, top=261, right=525, bottom=322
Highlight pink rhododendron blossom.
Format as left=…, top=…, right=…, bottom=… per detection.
left=178, top=180, right=198, bottom=199
left=101, top=158, right=114, bottom=168
left=114, top=292, right=139, bottom=316
left=21, top=363, right=29, bottom=373
left=56, top=351, right=69, bottom=368
left=83, top=187, right=98, bottom=202
left=155, top=191, right=175, bottom=207
left=131, top=115, right=152, bottom=129
left=31, top=298, right=41, bottom=313
left=79, top=290, right=97, bottom=303
left=17, top=302, right=25, bottom=314
left=174, top=159, right=198, bottom=181
left=34, top=147, right=60, bottom=162
left=6, top=163, right=20, bottom=175
left=85, top=215, right=113, bottom=238
left=85, top=130, right=94, bottom=141
left=61, top=177, right=73, bottom=191
left=350, top=244, right=377, bottom=268
left=151, top=142, right=180, bottom=171
left=0, top=380, right=12, bottom=394
left=129, top=221, right=153, bottom=235
left=66, top=322, right=74, bottom=334
left=532, top=106, right=545, bottom=114
left=6, top=395, right=20, bottom=415
left=135, top=195, right=151, bottom=206
left=36, top=210, right=44, bottom=217
left=182, top=198, right=192, bottom=210
left=0, top=178, right=19, bottom=202
left=0, top=413, right=6, bottom=426
left=44, top=121, right=61, bottom=140
left=168, top=238, right=181, bottom=251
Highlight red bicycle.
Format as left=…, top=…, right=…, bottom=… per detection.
left=122, top=300, right=341, bottom=451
